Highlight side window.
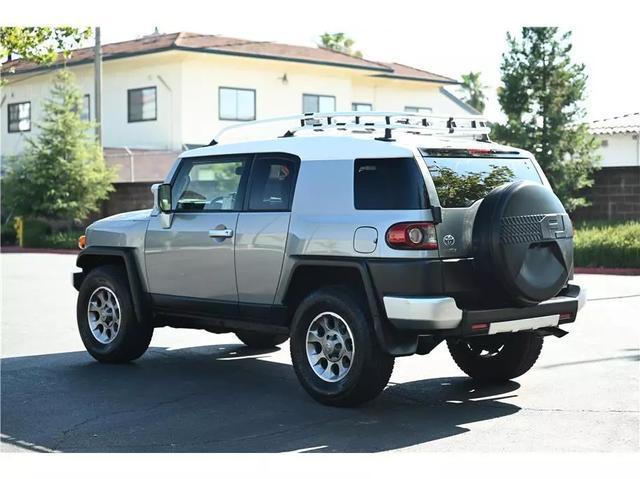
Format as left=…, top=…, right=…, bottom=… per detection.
left=247, top=156, right=298, bottom=211
left=354, top=157, right=429, bottom=210
left=173, top=157, right=248, bottom=212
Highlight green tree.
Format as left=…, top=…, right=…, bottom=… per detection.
left=318, top=32, right=363, bottom=58
left=0, top=27, right=91, bottom=67
left=2, top=70, right=115, bottom=223
left=492, top=27, right=599, bottom=211
left=460, top=71, right=487, bottom=113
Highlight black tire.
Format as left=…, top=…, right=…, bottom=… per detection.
left=447, top=332, right=543, bottom=382
left=290, top=286, right=394, bottom=407
left=235, top=331, right=288, bottom=349
left=77, top=265, right=153, bottom=363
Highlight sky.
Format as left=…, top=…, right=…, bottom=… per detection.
left=7, top=0, right=640, bottom=122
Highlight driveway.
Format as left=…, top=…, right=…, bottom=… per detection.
left=1, top=253, right=638, bottom=452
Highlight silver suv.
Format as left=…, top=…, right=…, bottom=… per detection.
left=73, top=112, right=585, bottom=407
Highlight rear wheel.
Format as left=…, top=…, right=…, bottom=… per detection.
left=235, top=331, right=288, bottom=349
left=447, top=332, right=543, bottom=382
left=77, top=265, right=153, bottom=363
left=290, top=287, right=394, bottom=407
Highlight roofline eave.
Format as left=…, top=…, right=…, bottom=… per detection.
left=2, top=45, right=394, bottom=78
left=370, top=73, right=460, bottom=85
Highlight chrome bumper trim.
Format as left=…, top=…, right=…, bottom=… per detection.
left=488, top=314, right=559, bottom=335
left=383, top=296, right=463, bottom=330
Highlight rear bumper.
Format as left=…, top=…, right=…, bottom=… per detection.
left=384, top=283, right=585, bottom=336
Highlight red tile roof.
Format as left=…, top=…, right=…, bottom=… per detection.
left=2, top=32, right=458, bottom=84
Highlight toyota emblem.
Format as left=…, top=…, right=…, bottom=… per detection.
left=443, top=234, right=455, bottom=247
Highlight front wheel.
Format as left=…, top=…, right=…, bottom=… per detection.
left=447, top=332, right=543, bottom=382
left=77, top=265, right=153, bottom=363
left=290, top=287, right=394, bottom=407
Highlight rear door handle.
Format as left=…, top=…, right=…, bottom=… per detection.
left=208, top=228, right=234, bottom=238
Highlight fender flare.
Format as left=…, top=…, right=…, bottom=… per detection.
left=283, top=257, right=419, bottom=356
left=75, top=246, right=151, bottom=324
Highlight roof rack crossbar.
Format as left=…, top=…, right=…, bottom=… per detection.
left=210, top=111, right=490, bottom=144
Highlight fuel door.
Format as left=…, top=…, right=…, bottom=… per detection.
left=353, top=227, right=378, bottom=254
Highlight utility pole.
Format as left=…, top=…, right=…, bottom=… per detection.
left=94, top=27, right=103, bottom=147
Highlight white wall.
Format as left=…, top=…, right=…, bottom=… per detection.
left=1, top=51, right=184, bottom=156
left=2, top=50, right=473, bottom=156
left=596, top=133, right=640, bottom=168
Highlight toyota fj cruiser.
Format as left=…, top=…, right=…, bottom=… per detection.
left=73, top=112, right=585, bottom=407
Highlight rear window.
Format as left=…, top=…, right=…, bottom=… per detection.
left=354, top=157, right=428, bottom=210
left=424, top=157, right=542, bottom=208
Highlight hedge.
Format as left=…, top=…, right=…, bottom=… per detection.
left=573, top=221, right=640, bottom=269
left=1, top=218, right=82, bottom=250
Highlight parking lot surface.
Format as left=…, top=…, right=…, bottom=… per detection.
left=1, top=253, right=638, bottom=452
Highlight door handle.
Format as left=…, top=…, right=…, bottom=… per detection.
left=208, top=228, right=234, bottom=238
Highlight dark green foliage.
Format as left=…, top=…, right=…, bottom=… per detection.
left=1, top=223, right=17, bottom=246
left=2, top=70, right=115, bottom=223
left=492, top=27, right=600, bottom=212
left=574, top=221, right=640, bottom=269
left=22, top=218, right=51, bottom=247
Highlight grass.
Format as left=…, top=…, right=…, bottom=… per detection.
left=573, top=221, right=640, bottom=269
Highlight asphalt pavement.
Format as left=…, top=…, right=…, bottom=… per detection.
left=1, top=253, right=638, bottom=452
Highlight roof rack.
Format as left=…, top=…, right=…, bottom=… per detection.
left=209, top=111, right=490, bottom=145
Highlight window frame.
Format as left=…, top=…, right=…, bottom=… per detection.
left=7, top=101, right=31, bottom=133
left=352, top=102, right=373, bottom=112
left=404, top=106, right=433, bottom=115
left=302, top=93, right=336, bottom=113
left=127, top=86, right=157, bottom=123
left=170, top=154, right=253, bottom=213
left=243, top=153, right=301, bottom=213
left=218, top=86, right=256, bottom=122
left=82, top=94, right=91, bottom=121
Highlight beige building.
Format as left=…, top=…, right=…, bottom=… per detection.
left=1, top=32, right=477, bottom=214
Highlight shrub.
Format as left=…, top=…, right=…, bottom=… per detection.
left=574, top=221, right=640, bottom=269
left=40, top=230, right=84, bottom=249
left=1, top=223, right=17, bottom=246
left=22, top=218, right=51, bottom=248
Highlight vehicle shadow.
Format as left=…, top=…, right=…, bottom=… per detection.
left=1, top=344, right=521, bottom=452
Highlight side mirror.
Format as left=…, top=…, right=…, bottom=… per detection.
left=158, top=183, right=172, bottom=213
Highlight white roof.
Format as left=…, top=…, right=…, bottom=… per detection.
left=590, top=113, right=640, bottom=135
left=181, top=132, right=529, bottom=162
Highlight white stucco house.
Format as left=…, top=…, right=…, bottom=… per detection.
left=0, top=31, right=477, bottom=215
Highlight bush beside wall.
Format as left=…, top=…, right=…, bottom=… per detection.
left=574, top=221, right=640, bottom=269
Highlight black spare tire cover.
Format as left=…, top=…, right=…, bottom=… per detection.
left=472, top=181, right=574, bottom=306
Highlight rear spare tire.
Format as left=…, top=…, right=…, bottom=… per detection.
left=473, top=181, right=573, bottom=306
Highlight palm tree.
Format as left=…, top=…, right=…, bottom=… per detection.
left=461, top=71, right=487, bottom=113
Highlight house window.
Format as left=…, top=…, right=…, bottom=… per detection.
left=601, top=139, right=609, bottom=147
left=352, top=102, right=373, bottom=112
left=7, top=101, right=31, bottom=133
left=128, top=87, right=157, bottom=122
left=219, top=87, right=256, bottom=121
left=303, top=94, right=336, bottom=113
left=81, top=94, right=91, bottom=121
left=405, top=106, right=432, bottom=115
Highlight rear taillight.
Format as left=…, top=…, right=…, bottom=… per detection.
left=386, top=222, right=438, bottom=250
